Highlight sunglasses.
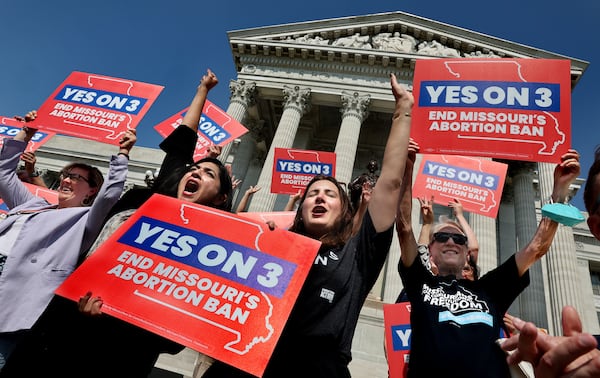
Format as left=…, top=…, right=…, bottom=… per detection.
left=432, top=232, right=468, bottom=246
left=60, top=171, right=89, bottom=183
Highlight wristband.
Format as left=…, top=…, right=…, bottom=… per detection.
left=392, top=112, right=411, bottom=121
left=118, top=152, right=130, bottom=159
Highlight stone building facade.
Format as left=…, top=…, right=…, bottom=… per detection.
left=28, top=11, right=596, bottom=378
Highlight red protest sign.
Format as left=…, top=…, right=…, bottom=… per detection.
left=33, top=72, right=163, bottom=145
left=55, top=194, right=320, bottom=377
left=0, top=183, right=58, bottom=214
left=384, top=302, right=412, bottom=378
left=237, top=211, right=296, bottom=230
left=0, top=116, right=55, bottom=152
left=271, top=148, right=336, bottom=194
left=154, top=100, right=248, bottom=161
left=411, top=58, right=571, bottom=163
left=412, top=154, right=507, bottom=218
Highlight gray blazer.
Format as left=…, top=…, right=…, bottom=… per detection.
left=0, top=138, right=129, bottom=332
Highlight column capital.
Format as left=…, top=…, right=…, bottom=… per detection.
left=340, top=91, right=371, bottom=122
left=229, top=79, right=257, bottom=107
left=282, top=85, right=311, bottom=115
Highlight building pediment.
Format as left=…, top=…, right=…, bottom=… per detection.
left=228, top=11, right=587, bottom=88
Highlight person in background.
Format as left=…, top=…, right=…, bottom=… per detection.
left=499, top=145, right=600, bottom=377
left=0, top=118, right=135, bottom=370
left=448, top=197, right=479, bottom=263
left=10, top=111, right=46, bottom=188
left=283, top=189, right=302, bottom=211
left=0, top=69, right=232, bottom=378
left=395, top=191, right=479, bottom=302
left=347, top=172, right=374, bottom=236
left=236, top=185, right=261, bottom=213
left=462, top=254, right=479, bottom=281
left=202, top=72, right=413, bottom=378
left=106, top=69, right=231, bottom=220
left=396, top=144, right=580, bottom=378
left=16, top=151, right=47, bottom=188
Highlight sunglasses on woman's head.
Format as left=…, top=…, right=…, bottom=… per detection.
left=432, top=232, right=468, bottom=245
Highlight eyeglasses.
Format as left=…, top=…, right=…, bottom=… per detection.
left=432, top=232, right=468, bottom=245
left=60, top=171, right=89, bottom=183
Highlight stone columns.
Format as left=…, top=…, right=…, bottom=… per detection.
left=470, top=213, right=497, bottom=276
left=248, top=85, right=311, bottom=212
left=468, top=157, right=498, bottom=276
left=334, top=92, right=370, bottom=185
left=219, top=79, right=256, bottom=163
left=538, top=162, right=584, bottom=334
left=229, top=119, right=266, bottom=203
left=512, top=162, right=547, bottom=328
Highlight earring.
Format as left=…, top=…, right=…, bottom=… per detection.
left=82, top=196, right=92, bottom=206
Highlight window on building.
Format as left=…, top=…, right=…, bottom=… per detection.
left=591, top=271, right=600, bottom=296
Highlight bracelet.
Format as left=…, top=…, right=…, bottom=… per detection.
left=392, top=112, right=411, bottom=120
left=118, top=152, right=130, bottom=160
left=549, top=195, right=568, bottom=204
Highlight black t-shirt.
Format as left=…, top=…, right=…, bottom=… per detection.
left=204, top=211, right=393, bottom=378
left=400, top=254, right=529, bottom=378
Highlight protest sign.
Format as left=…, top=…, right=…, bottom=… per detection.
left=271, top=148, right=336, bottom=194
left=411, top=58, right=571, bottom=163
left=56, top=194, right=320, bottom=377
left=154, top=100, right=248, bottom=161
left=0, top=116, right=55, bottom=151
left=237, top=211, right=296, bottom=230
left=33, top=71, right=163, bottom=145
left=412, top=154, right=507, bottom=218
left=0, top=183, right=58, bottom=214
left=384, top=302, right=412, bottom=378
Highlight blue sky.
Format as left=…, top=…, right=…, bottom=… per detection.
left=1, top=0, right=598, bottom=210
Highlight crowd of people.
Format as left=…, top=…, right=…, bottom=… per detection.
left=0, top=66, right=598, bottom=378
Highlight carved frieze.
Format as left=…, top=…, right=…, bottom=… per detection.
left=276, top=30, right=501, bottom=59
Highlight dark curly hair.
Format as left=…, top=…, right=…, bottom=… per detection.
left=153, top=157, right=233, bottom=212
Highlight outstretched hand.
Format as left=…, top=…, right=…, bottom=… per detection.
left=407, top=137, right=419, bottom=163
left=448, top=198, right=464, bottom=218
left=553, top=149, right=580, bottom=202
left=200, top=69, right=219, bottom=92
left=20, top=151, right=37, bottom=168
left=419, top=196, right=435, bottom=225
left=119, top=129, right=137, bottom=153
left=390, top=73, right=414, bottom=114
left=207, top=144, right=222, bottom=158
left=14, top=110, right=37, bottom=123
left=500, top=306, right=600, bottom=377
left=246, top=185, right=261, bottom=195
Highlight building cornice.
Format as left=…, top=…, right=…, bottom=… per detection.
left=228, top=11, right=588, bottom=89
